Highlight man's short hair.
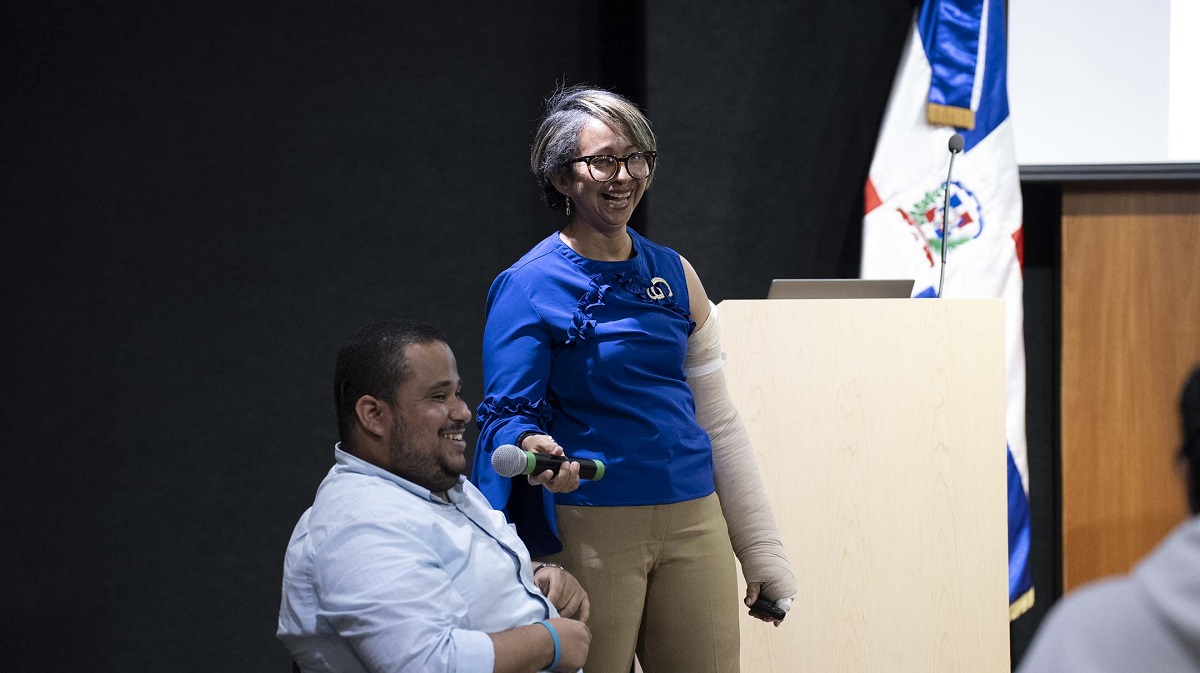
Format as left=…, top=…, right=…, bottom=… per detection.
left=334, top=320, right=449, bottom=443
left=1181, top=366, right=1200, bottom=514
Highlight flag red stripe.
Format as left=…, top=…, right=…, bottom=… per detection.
left=864, top=178, right=882, bottom=215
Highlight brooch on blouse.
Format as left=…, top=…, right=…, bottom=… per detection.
left=646, top=277, right=673, bottom=300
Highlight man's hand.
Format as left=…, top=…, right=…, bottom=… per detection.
left=547, top=617, right=590, bottom=672
left=522, top=434, right=581, bottom=494
left=534, top=566, right=590, bottom=623
left=488, top=617, right=590, bottom=673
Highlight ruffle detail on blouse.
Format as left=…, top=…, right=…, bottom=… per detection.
left=563, top=271, right=694, bottom=348
left=476, top=395, right=554, bottom=431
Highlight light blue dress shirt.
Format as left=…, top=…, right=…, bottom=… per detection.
left=278, top=446, right=559, bottom=673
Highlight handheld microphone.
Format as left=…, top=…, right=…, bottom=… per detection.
left=491, top=444, right=606, bottom=481
left=938, top=132, right=965, bottom=298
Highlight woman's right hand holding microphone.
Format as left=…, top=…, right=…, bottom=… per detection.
left=521, top=433, right=581, bottom=494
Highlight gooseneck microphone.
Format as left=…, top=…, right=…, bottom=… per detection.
left=491, top=444, right=606, bottom=481
left=938, top=132, right=965, bottom=299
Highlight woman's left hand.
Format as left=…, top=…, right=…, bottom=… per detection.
left=744, top=582, right=785, bottom=627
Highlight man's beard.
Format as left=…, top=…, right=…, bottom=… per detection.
left=387, top=417, right=462, bottom=493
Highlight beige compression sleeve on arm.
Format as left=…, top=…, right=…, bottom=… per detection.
left=685, top=301, right=797, bottom=605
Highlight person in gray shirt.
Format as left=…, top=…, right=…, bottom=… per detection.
left=1018, top=366, right=1200, bottom=673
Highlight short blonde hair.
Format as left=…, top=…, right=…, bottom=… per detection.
left=530, top=85, right=657, bottom=211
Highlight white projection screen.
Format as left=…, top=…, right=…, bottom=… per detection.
left=1009, top=0, right=1200, bottom=179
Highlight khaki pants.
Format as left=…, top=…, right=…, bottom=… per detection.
left=541, top=493, right=740, bottom=673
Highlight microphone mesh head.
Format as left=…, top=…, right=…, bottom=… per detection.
left=490, top=444, right=527, bottom=477
left=948, top=133, right=965, bottom=153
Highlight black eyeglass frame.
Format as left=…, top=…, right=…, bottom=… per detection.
left=565, top=151, right=658, bottom=182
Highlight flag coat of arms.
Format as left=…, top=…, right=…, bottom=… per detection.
left=861, top=0, right=1033, bottom=619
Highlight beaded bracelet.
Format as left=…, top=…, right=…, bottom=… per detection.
left=535, top=619, right=562, bottom=670
left=534, top=562, right=565, bottom=575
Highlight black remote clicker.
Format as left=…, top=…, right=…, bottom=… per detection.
left=748, top=596, right=787, bottom=622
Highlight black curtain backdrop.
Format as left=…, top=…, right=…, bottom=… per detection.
left=3, top=1, right=1054, bottom=669
left=4, top=2, right=601, bottom=669
left=643, top=1, right=912, bottom=297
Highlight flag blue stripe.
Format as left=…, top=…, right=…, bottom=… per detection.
left=919, top=0, right=984, bottom=112
left=960, top=0, right=1010, bottom=150
left=1008, top=445, right=1033, bottom=601
left=919, top=0, right=1012, bottom=151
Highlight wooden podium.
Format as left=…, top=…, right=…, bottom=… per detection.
left=719, top=299, right=1010, bottom=673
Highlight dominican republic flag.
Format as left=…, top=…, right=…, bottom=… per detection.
left=861, top=0, right=1033, bottom=619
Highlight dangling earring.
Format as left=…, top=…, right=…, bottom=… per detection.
left=565, top=196, right=571, bottom=215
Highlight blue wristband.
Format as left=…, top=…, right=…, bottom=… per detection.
left=535, top=619, right=561, bottom=670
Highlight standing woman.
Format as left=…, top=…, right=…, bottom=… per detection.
left=472, top=85, right=796, bottom=673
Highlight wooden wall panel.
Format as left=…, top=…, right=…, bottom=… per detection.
left=1061, top=183, right=1200, bottom=591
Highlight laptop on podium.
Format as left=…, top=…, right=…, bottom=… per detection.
left=766, top=279, right=914, bottom=300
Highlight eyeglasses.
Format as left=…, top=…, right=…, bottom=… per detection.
left=566, top=151, right=657, bottom=182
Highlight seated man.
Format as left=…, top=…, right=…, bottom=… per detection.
left=1017, top=366, right=1200, bottom=672
left=278, top=320, right=590, bottom=673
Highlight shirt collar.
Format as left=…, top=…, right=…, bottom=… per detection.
left=332, top=443, right=467, bottom=505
